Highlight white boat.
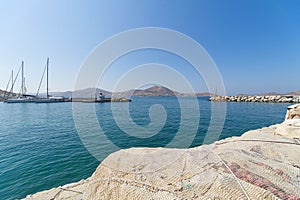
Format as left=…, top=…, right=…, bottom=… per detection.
left=5, top=97, right=34, bottom=103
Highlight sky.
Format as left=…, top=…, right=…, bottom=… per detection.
left=0, top=0, right=300, bottom=95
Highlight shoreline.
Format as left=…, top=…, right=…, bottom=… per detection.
left=24, top=104, right=300, bottom=199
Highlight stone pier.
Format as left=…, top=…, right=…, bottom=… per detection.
left=209, top=95, right=300, bottom=103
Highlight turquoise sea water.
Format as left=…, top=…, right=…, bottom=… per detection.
left=0, top=97, right=290, bottom=200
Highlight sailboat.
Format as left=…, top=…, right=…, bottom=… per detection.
left=35, top=58, right=63, bottom=103
left=4, top=61, right=34, bottom=103
left=2, top=70, right=14, bottom=100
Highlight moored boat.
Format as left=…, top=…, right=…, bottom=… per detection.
left=4, top=97, right=34, bottom=103
left=34, top=58, right=64, bottom=103
left=4, top=61, right=34, bottom=103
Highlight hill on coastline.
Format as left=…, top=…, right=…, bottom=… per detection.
left=0, top=89, right=18, bottom=100
left=51, top=88, right=111, bottom=98
left=0, top=89, right=5, bottom=96
left=130, top=86, right=181, bottom=96
left=48, top=86, right=212, bottom=98
left=284, top=90, right=300, bottom=96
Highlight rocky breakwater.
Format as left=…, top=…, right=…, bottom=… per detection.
left=209, top=95, right=300, bottom=103
left=25, top=105, right=300, bottom=200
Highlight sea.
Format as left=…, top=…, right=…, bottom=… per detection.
left=0, top=96, right=291, bottom=200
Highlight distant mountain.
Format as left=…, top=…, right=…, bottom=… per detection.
left=0, top=89, right=17, bottom=100
left=0, top=89, right=13, bottom=96
left=133, top=86, right=182, bottom=96
left=49, top=91, right=73, bottom=98
left=112, top=89, right=137, bottom=98
left=112, top=86, right=181, bottom=97
left=112, top=87, right=213, bottom=97
left=49, top=88, right=111, bottom=98
left=195, top=92, right=213, bottom=96
left=49, top=86, right=189, bottom=98
left=284, top=90, right=300, bottom=96
left=256, top=92, right=281, bottom=96
left=0, top=89, right=5, bottom=99
left=114, top=87, right=215, bottom=97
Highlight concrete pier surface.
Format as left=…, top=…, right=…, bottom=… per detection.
left=71, top=97, right=132, bottom=103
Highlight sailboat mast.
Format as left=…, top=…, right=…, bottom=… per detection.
left=46, top=58, right=49, bottom=99
left=11, top=70, right=13, bottom=93
left=21, top=61, right=24, bottom=96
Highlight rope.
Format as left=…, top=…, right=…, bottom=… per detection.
left=6, top=64, right=22, bottom=99
left=212, top=151, right=251, bottom=200
left=36, top=62, right=47, bottom=97
left=3, top=76, right=10, bottom=99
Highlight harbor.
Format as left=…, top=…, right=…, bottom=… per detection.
left=1, top=95, right=132, bottom=104
left=1, top=59, right=131, bottom=104
left=0, top=97, right=132, bottom=103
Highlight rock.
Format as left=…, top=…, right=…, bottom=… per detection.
left=286, top=104, right=300, bottom=119
left=209, top=95, right=300, bottom=104
left=24, top=105, right=300, bottom=200
left=275, top=119, right=300, bottom=139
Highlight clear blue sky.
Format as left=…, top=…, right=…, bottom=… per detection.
left=1, top=0, right=299, bottom=95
